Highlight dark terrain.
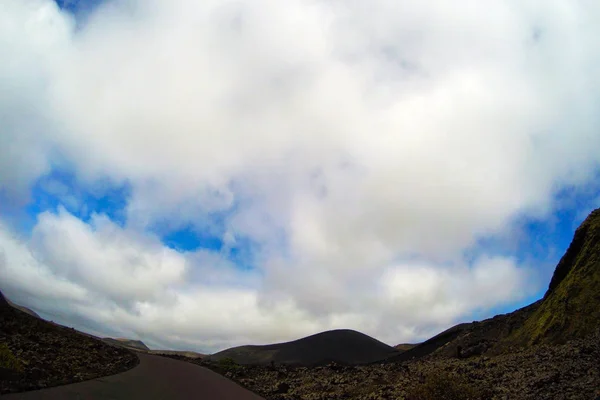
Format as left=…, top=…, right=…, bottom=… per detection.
left=187, top=331, right=599, bottom=399
left=207, top=329, right=399, bottom=366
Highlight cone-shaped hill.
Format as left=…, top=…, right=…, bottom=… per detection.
left=207, top=329, right=399, bottom=366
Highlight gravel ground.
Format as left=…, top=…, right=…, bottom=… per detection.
left=177, top=330, right=600, bottom=400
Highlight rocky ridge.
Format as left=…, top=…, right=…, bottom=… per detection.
left=0, top=295, right=139, bottom=394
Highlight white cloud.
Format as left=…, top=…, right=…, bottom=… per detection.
left=0, top=0, right=599, bottom=350
left=0, top=210, right=531, bottom=351
left=0, top=220, right=88, bottom=305
left=0, top=0, right=68, bottom=203
left=30, top=208, right=187, bottom=307
left=0, top=212, right=321, bottom=350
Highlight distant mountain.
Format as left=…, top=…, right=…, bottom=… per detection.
left=388, top=208, right=600, bottom=361
left=102, top=338, right=150, bottom=352
left=5, top=299, right=41, bottom=319
left=149, top=350, right=205, bottom=359
left=394, top=343, right=417, bottom=352
left=207, top=329, right=399, bottom=366
left=106, top=341, right=206, bottom=358
left=0, top=291, right=41, bottom=319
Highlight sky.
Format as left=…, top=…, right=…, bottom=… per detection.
left=0, top=0, right=599, bottom=353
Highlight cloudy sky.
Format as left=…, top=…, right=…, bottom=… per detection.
left=1, top=0, right=599, bottom=352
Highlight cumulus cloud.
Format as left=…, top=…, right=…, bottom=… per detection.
left=0, top=0, right=65, bottom=204
left=29, top=208, right=187, bottom=307
left=0, top=211, right=321, bottom=350
left=1, top=0, right=599, bottom=350
left=0, top=210, right=529, bottom=351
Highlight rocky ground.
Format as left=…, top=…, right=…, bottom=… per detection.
left=0, top=305, right=139, bottom=394
left=173, top=329, right=599, bottom=400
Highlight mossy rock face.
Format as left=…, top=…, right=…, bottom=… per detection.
left=510, top=208, right=600, bottom=345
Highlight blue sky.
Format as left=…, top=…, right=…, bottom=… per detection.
left=55, top=0, right=104, bottom=22
left=0, top=0, right=599, bottom=352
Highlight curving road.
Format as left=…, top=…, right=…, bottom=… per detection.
left=4, top=353, right=265, bottom=400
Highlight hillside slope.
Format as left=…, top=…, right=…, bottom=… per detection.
left=509, top=208, right=600, bottom=345
left=208, top=329, right=399, bottom=366
left=0, top=292, right=40, bottom=319
left=387, top=208, right=600, bottom=361
left=0, top=290, right=138, bottom=394
left=5, top=299, right=40, bottom=319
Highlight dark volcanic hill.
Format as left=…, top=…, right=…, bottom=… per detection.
left=387, top=208, right=600, bottom=362
left=208, top=329, right=399, bottom=366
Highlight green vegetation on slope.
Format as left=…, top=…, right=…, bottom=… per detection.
left=0, top=343, right=23, bottom=372
left=510, top=208, right=600, bottom=345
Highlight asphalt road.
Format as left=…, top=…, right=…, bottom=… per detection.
left=4, top=353, right=265, bottom=400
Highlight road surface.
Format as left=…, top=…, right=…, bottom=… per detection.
left=4, top=353, right=265, bottom=400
